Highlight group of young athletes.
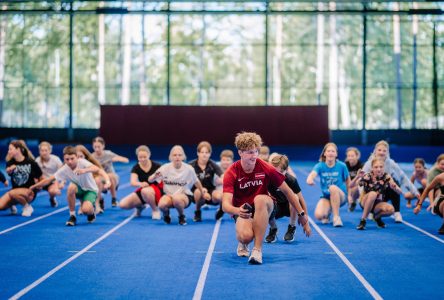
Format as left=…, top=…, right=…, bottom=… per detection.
left=0, top=132, right=443, bottom=265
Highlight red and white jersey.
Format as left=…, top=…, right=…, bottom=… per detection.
left=223, top=159, right=285, bottom=207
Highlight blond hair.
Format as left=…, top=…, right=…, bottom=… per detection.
left=234, top=132, right=262, bottom=151
left=39, top=141, right=53, bottom=152
left=319, top=142, right=338, bottom=162
left=169, top=145, right=186, bottom=161
left=269, top=153, right=289, bottom=171
left=136, top=145, right=151, bottom=156
left=197, top=141, right=212, bottom=153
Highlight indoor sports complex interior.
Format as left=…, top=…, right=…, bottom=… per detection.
left=0, top=1, right=443, bottom=299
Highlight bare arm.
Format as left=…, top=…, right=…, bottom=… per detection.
left=30, top=175, right=56, bottom=191
left=112, top=155, right=129, bottom=163
left=306, top=170, right=317, bottom=185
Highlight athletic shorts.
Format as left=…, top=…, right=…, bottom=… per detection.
left=321, top=192, right=347, bottom=207
left=75, top=185, right=97, bottom=205
left=417, top=187, right=425, bottom=195
left=433, top=196, right=444, bottom=218
left=42, top=179, right=56, bottom=191
left=274, top=201, right=290, bottom=219
left=135, top=184, right=163, bottom=205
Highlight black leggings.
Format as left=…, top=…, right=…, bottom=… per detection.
left=384, top=187, right=400, bottom=212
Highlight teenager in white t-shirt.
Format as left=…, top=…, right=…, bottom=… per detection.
left=149, top=145, right=203, bottom=226
left=31, top=146, right=111, bottom=226
left=35, top=141, right=64, bottom=208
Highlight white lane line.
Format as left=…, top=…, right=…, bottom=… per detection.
left=8, top=213, right=135, bottom=300
left=0, top=204, right=77, bottom=236
left=192, top=219, right=222, bottom=300
left=309, top=217, right=383, bottom=300
left=392, top=217, right=444, bottom=244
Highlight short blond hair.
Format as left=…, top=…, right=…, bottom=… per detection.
left=39, top=141, right=52, bottom=152
left=234, top=132, right=262, bottom=151
left=169, top=145, right=186, bottom=161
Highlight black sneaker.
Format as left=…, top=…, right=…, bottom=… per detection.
left=66, top=215, right=77, bottom=226
left=215, top=208, right=224, bottom=220
left=374, top=217, right=386, bottom=228
left=265, top=227, right=278, bottom=243
left=438, top=223, right=444, bottom=235
left=100, top=199, right=105, bottom=210
left=193, top=210, right=202, bottom=222
left=111, top=198, right=118, bottom=207
left=348, top=202, right=357, bottom=212
left=356, top=218, right=366, bottom=230
left=163, top=211, right=171, bottom=224
left=179, top=215, right=187, bottom=226
left=50, top=197, right=58, bottom=208
left=284, top=225, right=296, bottom=242
left=87, top=213, right=96, bottom=223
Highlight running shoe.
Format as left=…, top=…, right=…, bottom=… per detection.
left=438, top=223, right=444, bottom=235
left=50, top=197, right=58, bottom=208
left=333, top=216, right=343, bottom=227
left=236, top=242, right=249, bottom=257
left=215, top=208, right=224, bottom=220
left=21, top=204, right=34, bottom=217
left=163, top=210, right=171, bottom=224
left=10, top=205, right=17, bottom=215
left=99, top=199, right=105, bottom=210
left=367, top=213, right=374, bottom=220
left=248, top=248, right=262, bottom=265
left=394, top=212, right=403, bottom=223
left=111, top=198, right=118, bottom=207
left=284, top=225, right=296, bottom=242
left=66, top=215, right=77, bottom=226
left=179, top=214, right=187, bottom=226
left=265, top=227, right=278, bottom=243
left=151, top=209, right=161, bottom=220
left=348, top=202, right=357, bottom=212
left=374, top=217, right=386, bottom=228
left=321, top=214, right=331, bottom=224
left=87, top=213, right=96, bottom=223
left=356, top=218, right=366, bottom=230
left=193, top=210, right=202, bottom=222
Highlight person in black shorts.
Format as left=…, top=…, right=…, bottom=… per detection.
left=265, top=153, right=309, bottom=243
left=189, top=141, right=224, bottom=222
left=345, top=147, right=364, bottom=212
left=119, top=145, right=163, bottom=219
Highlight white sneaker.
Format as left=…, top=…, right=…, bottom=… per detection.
left=151, top=209, right=161, bottom=220
left=10, top=205, right=18, bottom=215
left=248, top=247, right=263, bottom=265
left=368, top=213, right=374, bottom=220
left=333, top=216, right=343, bottom=227
left=394, top=212, right=403, bottom=223
left=236, top=242, right=249, bottom=257
left=21, top=205, right=34, bottom=217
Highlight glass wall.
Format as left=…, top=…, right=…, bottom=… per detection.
left=0, top=1, right=443, bottom=129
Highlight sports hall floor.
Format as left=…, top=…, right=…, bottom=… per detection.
left=0, top=146, right=443, bottom=300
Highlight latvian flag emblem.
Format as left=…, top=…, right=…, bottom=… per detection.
left=255, top=173, right=265, bottom=179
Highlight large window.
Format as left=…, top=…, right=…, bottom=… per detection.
left=0, top=1, right=443, bottom=129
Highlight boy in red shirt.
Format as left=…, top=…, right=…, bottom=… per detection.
left=222, top=132, right=311, bottom=264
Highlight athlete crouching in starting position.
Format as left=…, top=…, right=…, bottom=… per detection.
left=222, top=132, right=311, bottom=265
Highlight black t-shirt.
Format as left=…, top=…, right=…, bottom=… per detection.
left=7, top=157, right=42, bottom=189
left=346, top=160, right=364, bottom=180
left=268, top=173, right=301, bottom=204
left=131, top=161, right=161, bottom=184
left=189, top=159, right=223, bottom=190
